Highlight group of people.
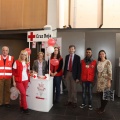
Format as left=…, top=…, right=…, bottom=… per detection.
left=0, top=45, right=112, bottom=115
left=0, top=47, right=30, bottom=114
left=63, top=45, right=112, bottom=115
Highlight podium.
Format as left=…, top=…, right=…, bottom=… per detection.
left=26, top=76, right=53, bottom=112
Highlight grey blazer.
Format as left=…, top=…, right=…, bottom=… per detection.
left=32, top=60, right=48, bottom=75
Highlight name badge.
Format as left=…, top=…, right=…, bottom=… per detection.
left=86, top=65, right=89, bottom=68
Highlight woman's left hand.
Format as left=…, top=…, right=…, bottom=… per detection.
left=50, top=73, right=54, bottom=76
left=53, top=72, right=57, bottom=76
left=107, top=80, right=111, bottom=88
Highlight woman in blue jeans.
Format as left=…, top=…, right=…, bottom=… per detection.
left=50, top=47, right=63, bottom=103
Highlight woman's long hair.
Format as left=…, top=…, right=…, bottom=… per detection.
left=98, top=50, right=107, bottom=61
left=51, top=47, right=61, bottom=59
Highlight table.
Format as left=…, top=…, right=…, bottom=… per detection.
left=26, top=76, right=53, bottom=112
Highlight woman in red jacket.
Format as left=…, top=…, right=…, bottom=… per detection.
left=50, top=47, right=63, bottom=103
left=13, top=50, right=30, bottom=114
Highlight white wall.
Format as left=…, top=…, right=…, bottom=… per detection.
left=47, top=0, right=58, bottom=29
left=57, top=30, right=85, bottom=61
left=47, top=0, right=69, bottom=29
left=70, top=0, right=102, bottom=28
left=102, top=0, right=120, bottom=28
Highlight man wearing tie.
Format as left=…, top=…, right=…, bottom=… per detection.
left=63, top=45, right=81, bottom=108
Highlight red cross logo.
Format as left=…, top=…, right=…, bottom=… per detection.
left=33, top=75, right=37, bottom=78
left=28, top=32, right=35, bottom=41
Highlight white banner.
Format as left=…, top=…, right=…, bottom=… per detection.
left=27, top=30, right=53, bottom=42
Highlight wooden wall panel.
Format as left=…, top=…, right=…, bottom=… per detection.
left=31, top=0, right=47, bottom=28
left=0, top=0, right=23, bottom=29
left=22, top=0, right=34, bottom=29
left=0, top=0, right=47, bottom=30
left=22, top=0, right=47, bottom=29
left=0, top=0, right=1, bottom=29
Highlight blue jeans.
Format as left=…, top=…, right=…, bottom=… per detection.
left=53, top=76, right=62, bottom=102
left=82, top=82, right=93, bottom=105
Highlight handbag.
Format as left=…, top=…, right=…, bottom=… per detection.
left=103, top=88, right=115, bottom=101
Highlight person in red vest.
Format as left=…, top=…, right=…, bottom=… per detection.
left=50, top=47, right=63, bottom=104
left=80, top=48, right=97, bottom=110
left=0, top=46, right=14, bottom=108
left=12, top=50, right=30, bottom=114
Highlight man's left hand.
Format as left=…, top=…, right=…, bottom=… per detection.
left=76, top=79, right=79, bottom=83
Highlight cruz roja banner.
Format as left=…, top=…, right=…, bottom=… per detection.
left=27, top=30, right=53, bottom=42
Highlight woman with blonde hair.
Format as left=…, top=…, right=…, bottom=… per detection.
left=13, top=50, right=30, bottom=114
left=32, top=52, right=48, bottom=77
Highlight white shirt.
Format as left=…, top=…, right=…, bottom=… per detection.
left=2, top=55, right=8, bottom=59
left=37, top=60, right=43, bottom=76
left=13, top=61, right=28, bottom=81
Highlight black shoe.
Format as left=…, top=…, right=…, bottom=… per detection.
left=20, top=107, right=24, bottom=113
left=23, top=109, right=30, bottom=115
left=79, top=104, right=87, bottom=109
left=88, top=105, right=93, bottom=110
left=5, top=104, right=11, bottom=108
left=64, top=101, right=72, bottom=106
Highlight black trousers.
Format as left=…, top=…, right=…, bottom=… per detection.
left=99, top=92, right=108, bottom=111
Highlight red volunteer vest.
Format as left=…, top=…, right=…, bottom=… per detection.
left=0, top=55, right=14, bottom=80
left=50, top=57, right=63, bottom=76
left=13, top=60, right=30, bottom=82
left=81, top=60, right=97, bottom=82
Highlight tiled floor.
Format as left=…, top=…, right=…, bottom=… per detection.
left=0, top=92, right=120, bottom=120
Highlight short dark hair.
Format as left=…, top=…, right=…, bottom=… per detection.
left=98, top=50, right=107, bottom=61
left=69, top=45, right=76, bottom=49
left=86, top=48, right=92, bottom=51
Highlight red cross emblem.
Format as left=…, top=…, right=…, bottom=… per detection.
left=28, top=32, right=35, bottom=41
left=33, top=75, right=37, bottom=78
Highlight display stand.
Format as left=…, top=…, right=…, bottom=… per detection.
left=26, top=76, right=53, bottom=112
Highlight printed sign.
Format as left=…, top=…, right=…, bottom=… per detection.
left=36, top=82, right=47, bottom=99
left=27, top=30, right=53, bottom=42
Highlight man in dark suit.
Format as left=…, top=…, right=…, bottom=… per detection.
left=63, top=45, right=81, bottom=108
